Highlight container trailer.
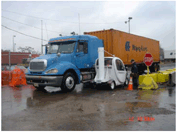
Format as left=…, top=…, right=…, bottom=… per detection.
left=84, top=29, right=160, bottom=74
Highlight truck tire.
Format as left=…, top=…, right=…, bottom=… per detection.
left=83, top=82, right=91, bottom=88
left=34, top=86, right=46, bottom=91
left=83, top=82, right=96, bottom=89
left=61, top=72, right=76, bottom=92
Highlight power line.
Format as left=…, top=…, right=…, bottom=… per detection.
left=2, top=25, right=48, bottom=41
left=2, top=16, right=67, bottom=34
left=2, top=9, right=78, bottom=24
left=2, top=9, right=120, bottom=24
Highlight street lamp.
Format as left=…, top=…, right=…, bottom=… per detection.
left=14, top=43, right=16, bottom=52
left=13, top=35, right=16, bottom=52
left=125, top=17, right=133, bottom=33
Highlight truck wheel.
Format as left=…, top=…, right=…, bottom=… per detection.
left=83, top=82, right=91, bottom=88
left=34, top=86, right=46, bottom=91
left=61, top=72, right=76, bottom=92
left=83, top=82, right=96, bottom=89
left=109, top=81, right=116, bottom=90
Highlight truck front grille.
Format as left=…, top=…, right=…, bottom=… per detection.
left=29, top=59, right=47, bottom=72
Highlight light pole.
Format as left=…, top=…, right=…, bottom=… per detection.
left=125, top=17, right=133, bottom=33
left=13, top=35, right=16, bottom=52
left=41, top=20, right=43, bottom=54
left=78, top=13, right=80, bottom=35
left=14, top=43, right=16, bottom=52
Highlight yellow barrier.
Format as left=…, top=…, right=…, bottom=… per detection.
left=139, top=75, right=146, bottom=85
left=138, top=75, right=158, bottom=90
left=149, top=73, right=158, bottom=82
left=139, top=74, right=158, bottom=84
left=157, top=73, right=166, bottom=83
left=139, top=68, right=175, bottom=85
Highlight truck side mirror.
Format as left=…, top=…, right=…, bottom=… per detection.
left=83, top=42, right=88, bottom=54
left=57, top=53, right=61, bottom=56
left=45, top=46, right=47, bottom=54
left=45, top=44, right=49, bottom=54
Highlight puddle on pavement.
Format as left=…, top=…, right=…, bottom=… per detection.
left=2, top=83, right=175, bottom=117
left=2, top=85, right=35, bottom=116
left=44, top=84, right=84, bottom=93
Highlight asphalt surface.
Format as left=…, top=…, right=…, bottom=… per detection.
left=2, top=63, right=176, bottom=130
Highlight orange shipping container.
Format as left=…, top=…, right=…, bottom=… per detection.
left=84, top=29, right=160, bottom=66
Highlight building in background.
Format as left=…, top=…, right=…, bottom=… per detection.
left=164, top=50, right=176, bottom=63
left=1, top=51, right=39, bottom=67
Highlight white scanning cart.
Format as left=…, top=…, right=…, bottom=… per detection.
left=94, top=47, right=129, bottom=90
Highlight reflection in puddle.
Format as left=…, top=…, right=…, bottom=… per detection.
left=2, top=83, right=175, bottom=121
left=26, top=89, right=70, bottom=108
left=168, top=88, right=173, bottom=97
left=45, top=84, right=83, bottom=93
left=2, top=85, right=34, bottom=116
left=45, top=86, right=61, bottom=93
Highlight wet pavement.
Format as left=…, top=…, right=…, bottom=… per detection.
left=2, top=63, right=176, bottom=130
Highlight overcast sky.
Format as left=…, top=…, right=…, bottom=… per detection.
left=1, top=1, right=176, bottom=53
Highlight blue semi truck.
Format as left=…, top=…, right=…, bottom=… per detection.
left=26, top=35, right=104, bottom=92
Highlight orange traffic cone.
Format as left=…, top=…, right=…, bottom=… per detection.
left=127, top=77, right=133, bottom=90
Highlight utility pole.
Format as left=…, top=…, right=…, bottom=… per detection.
left=9, top=50, right=11, bottom=80
left=9, top=50, right=11, bottom=70
left=78, top=13, right=80, bottom=35
left=41, top=20, right=43, bottom=54
left=14, top=43, right=16, bottom=52
left=13, top=35, right=16, bottom=52
left=125, top=17, right=133, bottom=34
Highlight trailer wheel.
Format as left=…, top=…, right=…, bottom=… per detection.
left=61, top=72, right=76, bottom=92
left=34, top=86, right=46, bottom=91
left=109, top=81, right=116, bottom=90
left=83, top=82, right=95, bottom=88
left=156, top=64, right=160, bottom=72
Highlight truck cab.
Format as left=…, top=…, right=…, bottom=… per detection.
left=26, top=35, right=103, bottom=92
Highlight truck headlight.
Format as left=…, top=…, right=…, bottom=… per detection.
left=45, top=68, right=58, bottom=74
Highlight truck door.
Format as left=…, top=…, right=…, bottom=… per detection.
left=115, top=59, right=126, bottom=83
left=75, top=41, right=89, bottom=69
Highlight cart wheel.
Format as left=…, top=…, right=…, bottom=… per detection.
left=110, top=81, right=116, bottom=90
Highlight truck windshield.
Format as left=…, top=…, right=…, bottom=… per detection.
left=48, top=42, right=75, bottom=54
